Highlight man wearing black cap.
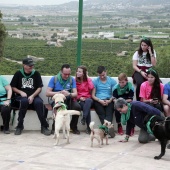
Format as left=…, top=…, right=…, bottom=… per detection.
left=10, top=58, right=51, bottom=136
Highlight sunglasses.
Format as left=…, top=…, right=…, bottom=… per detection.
left=62, top=72, right=71, bottom=76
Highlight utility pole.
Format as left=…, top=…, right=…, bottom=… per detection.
left=77, top=0, right=83, bottom=66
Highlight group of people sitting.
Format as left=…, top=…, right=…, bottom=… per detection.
left=0, top=36, right=170, bottom=149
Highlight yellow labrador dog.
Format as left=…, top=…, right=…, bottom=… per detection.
left=52, top=94, right=80, bottom=146
left=89, top=120, right=114, bottom=148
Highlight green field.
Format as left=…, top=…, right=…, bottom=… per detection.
left=1, top=37, right=170, bottom=78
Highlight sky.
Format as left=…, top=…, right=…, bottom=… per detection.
left=0, top=0, right=80, bottom=6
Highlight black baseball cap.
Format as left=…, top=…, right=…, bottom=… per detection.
left=22, top=58, right=35, bottom=66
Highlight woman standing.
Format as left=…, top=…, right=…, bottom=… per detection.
left=132, top=37, right=156, bottom=101
left=0, top=76, right=12, bottom=134
left=139, top=68, right=164, bottom=112
left=75, top=65, right=94, bottom=134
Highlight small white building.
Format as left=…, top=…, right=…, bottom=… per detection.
left=82, top=33, right=98, bottom=39
left=98, top=32, right=114, bottom=38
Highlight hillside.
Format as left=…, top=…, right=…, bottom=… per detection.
left=1, top=37, right=170, bottom=78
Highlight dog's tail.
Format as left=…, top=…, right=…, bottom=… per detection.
left=57, top=110, right=80, bottom=116
left=89, top=121, right=95, bottom=132
left=67, top=110, right=81, bottom=116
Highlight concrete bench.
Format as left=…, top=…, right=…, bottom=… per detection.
left=2, top=75, right=170, bottom=131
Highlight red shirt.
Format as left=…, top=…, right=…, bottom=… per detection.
left=76, top=78, right=94, bottom=99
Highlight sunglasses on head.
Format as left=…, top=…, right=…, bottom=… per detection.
left=142, top=36, right=150, bottom=41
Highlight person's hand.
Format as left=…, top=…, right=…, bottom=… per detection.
left=119, top=136, right=129, bottom=143
left=140, top=71, right=147, bottom=79
left=28, top=95, right=34, bottom=104
left=152, top=99, right=159, bottom=104
left=20, top=91, right=27, bottom=97
left=80, top=97, right=86, bottom=101
left=148, top=46, right=152, bottom=54
left=119, top=139, right=128, bottom=143
left=4, top=100, right=10, bottom=106
left=99, top=100, right=107, bottom=106
left=105, top=99, right=111, bottom=105
left=61, top=90, right=70, bottom=96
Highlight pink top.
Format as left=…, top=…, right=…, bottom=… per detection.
left=139, top=81, right=164, bottom=100
left=76, top=78, right=94, bottom=99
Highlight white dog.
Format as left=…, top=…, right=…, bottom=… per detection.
left=52, top=93, right=80, bottom=146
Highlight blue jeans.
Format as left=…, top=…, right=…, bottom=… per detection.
left=78, top=98, right=93, bottom=127
left=16, top=96, right=48, bottom=129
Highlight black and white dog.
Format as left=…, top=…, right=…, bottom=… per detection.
left=144, top=115, right=170, bottom=160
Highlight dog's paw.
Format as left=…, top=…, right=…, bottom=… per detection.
left=154, top=156, right=161, bottom=160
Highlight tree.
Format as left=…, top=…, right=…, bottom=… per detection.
left=0, top=11, right=7, bottom=59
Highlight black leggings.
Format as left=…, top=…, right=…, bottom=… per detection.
left=0, top=105, right=11, bottom=130
left=133, top=71, right=147, bottom=101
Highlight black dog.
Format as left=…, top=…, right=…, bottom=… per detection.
left=144, top=115, right=170, bottom=160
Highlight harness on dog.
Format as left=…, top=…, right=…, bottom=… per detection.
left=146, top=116, right=170, bottom=135
left=99, top=125, right=109, bottom=136
left=146, top=115, right=156, bottom=135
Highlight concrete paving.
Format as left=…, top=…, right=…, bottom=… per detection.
left=0, top=129, right=170, bottom=170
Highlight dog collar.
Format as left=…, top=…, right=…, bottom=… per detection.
left=99, top=125, right=109, bottom=136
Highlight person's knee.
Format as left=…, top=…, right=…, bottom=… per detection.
left=20, top=97, right=29, bottom=104
left=72, top=102, right=81, bottom=111
left=85, top=98, right=93, bottom=103
left=20, top=98, right=29, bottom=108
left=138, top=136, right=149, bottom=143
left=34, top=98, right=43, bottom=107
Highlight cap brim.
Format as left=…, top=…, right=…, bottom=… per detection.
left=25, top=63, right=35, bottom=66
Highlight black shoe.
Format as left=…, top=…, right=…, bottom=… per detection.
left=86, top=128, right=91, bottom=134
left=80, top=118, right=86, bottom=125
left=41, top=127, right=51, bottom=136
left=15, top=128, right=22, bottom=135
left=4, top=129, right=10, bottom=134
left=72, top=129, right=80, bottom=135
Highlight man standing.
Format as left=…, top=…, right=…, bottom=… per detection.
left=11, top=58, right=50, bottom=136
left=46, top=64, right=81, bottom=134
